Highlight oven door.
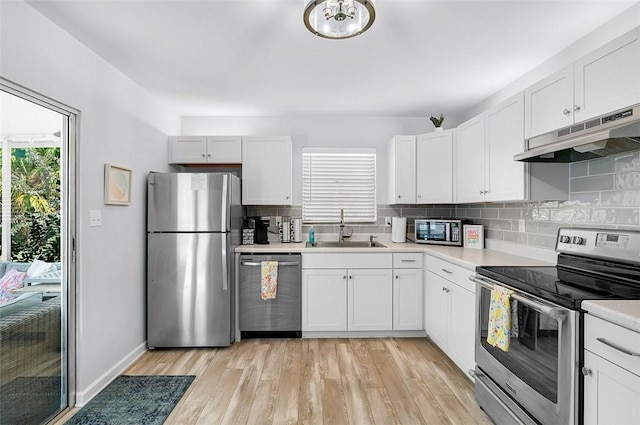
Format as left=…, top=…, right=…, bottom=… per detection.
left=472, top=275, right=579, bottom=425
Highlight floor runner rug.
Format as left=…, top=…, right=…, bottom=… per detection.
left=65, top=375, right=194, bottom=425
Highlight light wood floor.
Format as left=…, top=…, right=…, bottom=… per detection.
left=57, top=337, right=493, bottom=425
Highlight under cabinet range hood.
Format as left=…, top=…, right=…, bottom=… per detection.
left=515, top=104, right=640, bottom=162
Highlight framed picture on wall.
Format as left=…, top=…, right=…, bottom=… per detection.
left=104, top=164, right=132, bottom=205
left=463, top=224, right=484, bottom=249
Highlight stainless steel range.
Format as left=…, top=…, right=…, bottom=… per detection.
left=470, top=228, right=640, bottom=425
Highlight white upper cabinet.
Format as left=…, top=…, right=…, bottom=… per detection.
left=242, top=136, right=293, bottom=205
left=457, top=92, right=537, bottom=203
left=575, top=27, right=640, bottom=121
left=456, top=113, right=486, bottom=203
left=206, top=136, right=242, bottom=163
left=416, top=130, right=453, bottom=203
left=388, top=135, right=417, bottom=204
left=524, top=67, right=574, bottom=139
left=485, top=92, right=526, bottom=202
left=525, top=27, right=640, bottom=139
left=169, top=136, right=242, bottom=164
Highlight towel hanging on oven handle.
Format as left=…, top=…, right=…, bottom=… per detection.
left=470, top=275, right=567, bottom=319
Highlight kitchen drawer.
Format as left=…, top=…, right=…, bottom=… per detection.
left=302, top=253, right=392, bottom=269
left=426, top=255, right=475, bottom=292
left=585, top=314, right=640, bottom=376
left=393, top=252, right=423, bottom=268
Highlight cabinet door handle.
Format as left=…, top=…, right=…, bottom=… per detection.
left=581, top=367, right=592, bottom=376
left=395, top=275, right=399, bottom=279
left=563, top=108, right=571, bottom=116
left=398, top=195, right=401, bottom=199
left=574, top=105, right=581, bottom=112
left=401, top=259, right=416, bottom=263
left=596, top=337, right=640, bottom=357
left=202, top=153, right=206, bottom=157
left=441, top=269, right=453, bottom=274
left=441, top=287, right=450, bottom=293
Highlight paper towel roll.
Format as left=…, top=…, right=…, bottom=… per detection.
left=391, top=217, right=407, bottom=243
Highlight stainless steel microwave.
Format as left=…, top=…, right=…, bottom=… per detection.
left=414, top=219, right=463, bottom=246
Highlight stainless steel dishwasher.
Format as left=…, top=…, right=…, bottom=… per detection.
left=239, top=253, right=301, bottom=338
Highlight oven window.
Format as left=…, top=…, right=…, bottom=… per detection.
left=479, top=287, right=559, bottom=403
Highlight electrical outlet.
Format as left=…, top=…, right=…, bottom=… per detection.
left=90, top=209, right=102, bottom=227
left=274, top=216, right=282, bottom=228
left=518, top=219, right=525, bottom=233
left=385, top=217, right=392, bottom=226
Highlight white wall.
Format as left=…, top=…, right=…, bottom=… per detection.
left=0, top=1, right=180, bottom=403
left=464, top=3, right=640, bottom=121
left=182, top=115, right=428, bottom=204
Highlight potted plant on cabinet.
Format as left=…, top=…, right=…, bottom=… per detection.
left=430, top=113, right=444, bottom=131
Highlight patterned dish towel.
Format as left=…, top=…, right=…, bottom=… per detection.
left=261, top=261, right=278, bottom=300
left=486, top=284, right=515, bottom=352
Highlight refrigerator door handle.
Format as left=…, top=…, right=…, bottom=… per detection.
left=221, top=174, right=228, bottom=231
left=221, top=233, right=228, bottom=291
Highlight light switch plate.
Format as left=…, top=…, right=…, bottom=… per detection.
left=385, top=217, right=392, bottom=226
left=90, top=210, right=102, bottom=227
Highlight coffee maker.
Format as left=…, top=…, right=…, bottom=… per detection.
left=254, top=217, right=270, bottom=244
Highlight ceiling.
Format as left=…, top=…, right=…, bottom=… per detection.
left=25, top=0, right=638, bottom=119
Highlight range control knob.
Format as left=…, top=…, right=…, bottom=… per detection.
left=572, top=236, right=585, bottom=245
left=559, top=235, right=571, bottom=244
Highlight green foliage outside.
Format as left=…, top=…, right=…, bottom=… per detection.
left=0, top=147, right=61, bottom=262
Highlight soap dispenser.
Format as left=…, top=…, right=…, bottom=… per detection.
left=308, top=227, right=315, bottom=244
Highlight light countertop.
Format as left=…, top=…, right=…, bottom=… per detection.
left=582, top=300, right=640, bottom=333
left=235, top=234, right=553, bottom=271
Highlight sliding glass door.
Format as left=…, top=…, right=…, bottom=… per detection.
left=0, top=82, right=76, bottom=424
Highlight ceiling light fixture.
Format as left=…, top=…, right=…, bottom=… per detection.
left=303, top=0, right=376, bottom=40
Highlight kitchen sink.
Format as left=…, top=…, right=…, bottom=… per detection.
left=305, top=241, right=386, bottom=248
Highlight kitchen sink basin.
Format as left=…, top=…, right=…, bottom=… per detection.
left=305, top=241, right=386, bottom=248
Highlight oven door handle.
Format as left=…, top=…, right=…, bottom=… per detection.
left=470, top=275, right=567, bottom=319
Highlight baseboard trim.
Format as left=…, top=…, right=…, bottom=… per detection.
left=74, top=341, right=147, bottom=407
left=302, top=330, right=426, bottom=339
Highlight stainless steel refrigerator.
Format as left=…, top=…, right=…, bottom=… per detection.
left=146, top=172, right=243, bottom=348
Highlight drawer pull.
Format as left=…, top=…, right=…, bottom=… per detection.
left=596, top=337, right=640, bottom=357
left=401, top=259, right=416, bottom=262
left=441, top=268, right=453, bottom=274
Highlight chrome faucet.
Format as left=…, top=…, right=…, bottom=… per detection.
left=339, top=208, right=345, bottom=242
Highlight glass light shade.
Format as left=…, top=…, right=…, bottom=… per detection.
left=304, top=0, right=376, bottom=39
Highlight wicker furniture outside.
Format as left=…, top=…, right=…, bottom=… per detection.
left=0, top=296, right=61, bottom=385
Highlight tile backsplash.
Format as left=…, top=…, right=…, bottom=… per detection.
left=248, top=151, right=640, bottom=250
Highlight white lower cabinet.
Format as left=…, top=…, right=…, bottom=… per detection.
left=425, top=272, right=449, bottom=348
left=393, top=253, right=423, bottom=331
left=301, top=269, right=347, bottom=331
left=425, top=255, right=476, bottom=375
left=583, top=314, right=640, bottom=425
left=301, top=252, right=422, bottom=333
left=348, top=269, right=393, bottom=331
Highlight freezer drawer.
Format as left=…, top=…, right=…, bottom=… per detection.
left=239, top=254, right=301, bottom=334
left=147, top=232, right=232, bottom=347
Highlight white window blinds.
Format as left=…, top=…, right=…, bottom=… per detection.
left=302, top=148, right=376, bottom=224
